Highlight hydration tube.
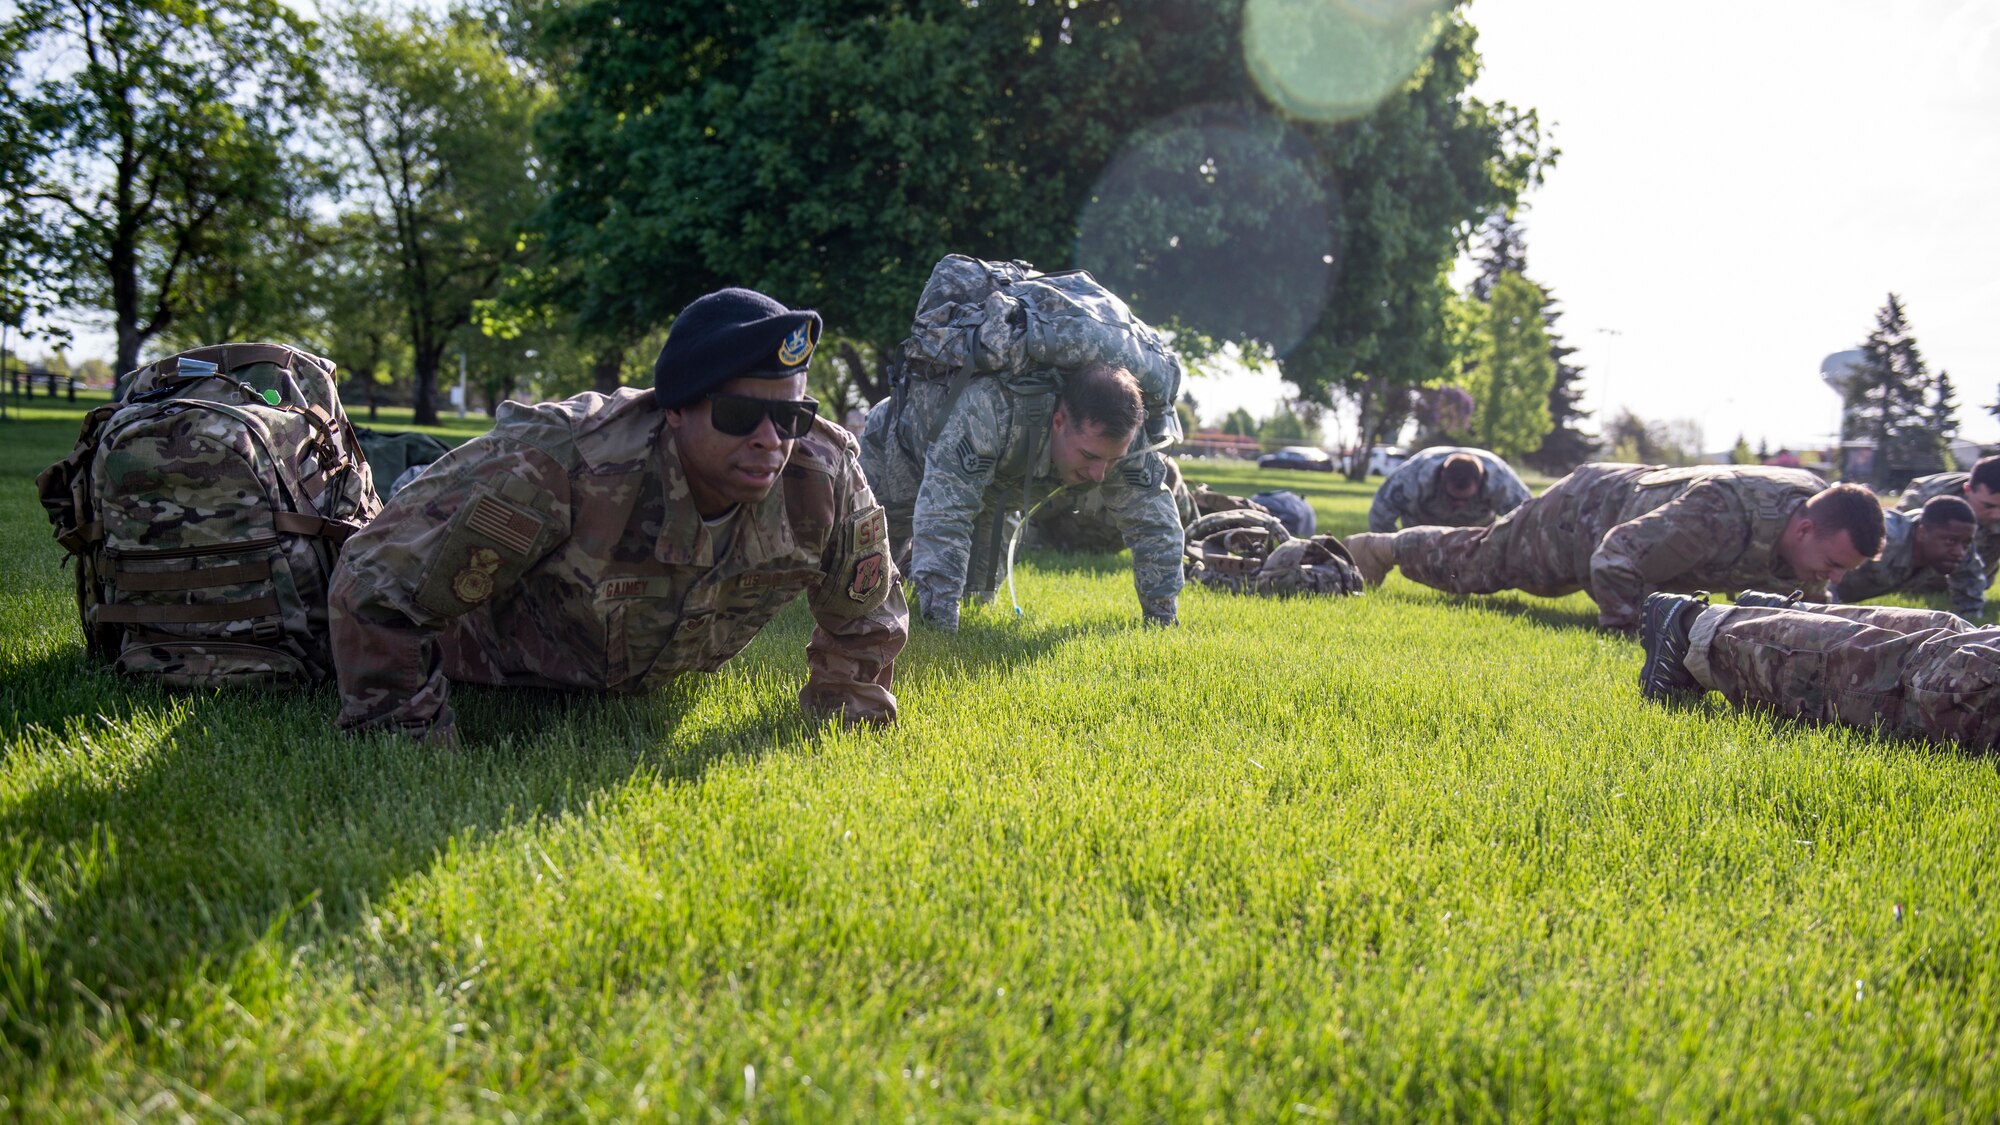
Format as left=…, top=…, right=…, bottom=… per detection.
left=1006, top=485, right=1069, bottom=617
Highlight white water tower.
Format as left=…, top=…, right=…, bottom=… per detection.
left=1820, top=349, right=1865, bottom=395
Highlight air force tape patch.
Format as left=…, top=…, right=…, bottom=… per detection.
left=777, top=320, right=818, bottom=367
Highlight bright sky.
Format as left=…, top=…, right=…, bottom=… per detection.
left=1463, top=0, right=2000, bottom=453
left=1188, top=0, right=2000, bottom=453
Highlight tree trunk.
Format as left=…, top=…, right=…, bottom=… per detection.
left=860, top=350, right=892, bottom=406
left=412, top=346, right=442, bottom=426
left=591, top=344, right=625, bottom=395
left=1346, top=378, right=1374, bottom=481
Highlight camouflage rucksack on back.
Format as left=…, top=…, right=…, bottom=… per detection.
left=892, top=253, right=1185, bottom=450
left=1184, top=510, right=1364, bottom=598
left=36, top=343, right=382, bottom=686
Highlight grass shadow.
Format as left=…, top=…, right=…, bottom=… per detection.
left=1377, top=585, right=1608, bottom=635
left=0, top=648, right=816, bottom=1068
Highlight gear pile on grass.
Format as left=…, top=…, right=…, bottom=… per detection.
left=1182, top=510, right=1365, bottom=598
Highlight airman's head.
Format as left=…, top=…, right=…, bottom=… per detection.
left=1050, top=362, right=1143, bottom=487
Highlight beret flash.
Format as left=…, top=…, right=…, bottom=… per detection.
left=653, top=287, right=822, bottom=408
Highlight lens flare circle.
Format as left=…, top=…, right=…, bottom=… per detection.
left=1242, top=0, right=1451, bottom=123
left=1075, top=105, right=1336, bottom=359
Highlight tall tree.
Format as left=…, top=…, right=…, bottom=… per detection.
left=530, top=0, right=1548, bottom=425
left=331, top=6, right=545, bottom=424
left=1466, top=213, right=1591, bottom=472
left=1527, top=289, right=1593, bottom=473
left=1842, top=294, right=1947, bottom=487
left=2, top=0, right=319, bottom=376
left=1464, top=271, right=1554, bottom=460
left=1468, top=211, right=1528, bottom=301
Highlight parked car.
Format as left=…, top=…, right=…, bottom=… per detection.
left=1365, top=445, right=1410, bottom=476
left=1256, top=446, right=1336, bottom=473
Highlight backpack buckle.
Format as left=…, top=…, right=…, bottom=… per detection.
left=251, top=618, right=283, bottom=643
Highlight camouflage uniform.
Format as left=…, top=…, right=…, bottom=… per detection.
left=1685, top=600, right=2000, bottom=750
left=330, top=388, right=907, bottom=739
left=1829, top=507, right=1984, bottom=617
left=1367, top=445, right=1533, bottom=532
left=859, top=377, right=1183, bottom=629
left=1898, top=472, right=1998, bottom=589
left=1387, top=463, right=1827, bottom=630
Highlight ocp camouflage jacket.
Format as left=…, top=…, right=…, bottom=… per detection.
left=1832, top=507, right=1985, bottom=616
left=330, top=388, right=906, bottom=739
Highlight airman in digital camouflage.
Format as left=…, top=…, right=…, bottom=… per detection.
left=1898, top=455, right=2000, bottom=592
left=329, top=288, right=908, bottom=743
left=1830, top=496, right=1983, bottom=618
left=860, top=361, right=1183, bottom=629
left=1366, top=445, right=1532, bottom=533
left=1639, top=589, right=2000, bottom=751
left=1342, top=464, right=1884, bottom=631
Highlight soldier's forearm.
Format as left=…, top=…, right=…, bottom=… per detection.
left=909, top=572, right=963, bottom=630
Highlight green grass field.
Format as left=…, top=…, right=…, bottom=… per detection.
left=3, top=399, right=1996, bottom=1120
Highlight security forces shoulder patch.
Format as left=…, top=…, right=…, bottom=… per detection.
left=452, top=547, right=503, bottom=604
left=415, top=482, right=558, bottom=617
left=813, top=504, right=892, bottom=618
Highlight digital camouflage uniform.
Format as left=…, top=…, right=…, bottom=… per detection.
left=1387, top=463, right=1827, bottom=630
left=1685, top=599, right=2000, bottom=750
left=1829, top=507, right=1984, bottom=618
left=859, top=377, right=1183, bottom=629
left=1366, top=445, right=1533, bottom=533
left=331, top=388, right=907, bottom=740
left=1898, top=472, right=1998, bottom=590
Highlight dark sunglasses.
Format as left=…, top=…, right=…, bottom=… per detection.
left=707, top=393, right=819, bottom=439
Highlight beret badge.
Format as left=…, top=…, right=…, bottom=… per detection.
left=778, top=321, right=816, bottom=367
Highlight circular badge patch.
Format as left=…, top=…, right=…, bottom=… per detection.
left=452, top=568, right=495, bottom=604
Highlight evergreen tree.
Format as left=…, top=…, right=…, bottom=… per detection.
left=1220, top=407, right=1258, bottom=438
left=1926, top=369, right=1959, bottom=457
left=1469, top=213, right=1528, bottom=302
left=1465, top=272, right=1555, bottom=460
left=1527, top=290, right=1594, bottom=474
left=1842, top=294, right=1948, bottom=487
left=1466, top=213, right=1591, bottom=472
left=1730, top=434, right=1755, bottom=464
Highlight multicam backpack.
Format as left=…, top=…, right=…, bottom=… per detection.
left=36, top=343, right=381, bottom=686
left=1183, top=510, right=1364, bottom=598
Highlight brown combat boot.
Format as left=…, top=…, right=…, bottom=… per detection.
left=1344, top=532, right=1395, bottom=587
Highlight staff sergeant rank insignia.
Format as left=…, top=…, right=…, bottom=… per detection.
left=777, top=320, right=817, bottom=367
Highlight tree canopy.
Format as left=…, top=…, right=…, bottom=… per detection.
left=531, top=0, right=1550, bottom=407
left=1, top=0, right=319, bottom=375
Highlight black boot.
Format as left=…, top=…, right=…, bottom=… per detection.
left=1638, top=591, right=1708, bottom=700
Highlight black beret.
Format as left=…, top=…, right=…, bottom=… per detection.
left=652, top=288, right=822, bottom=408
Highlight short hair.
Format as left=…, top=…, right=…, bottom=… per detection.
left=1921, top=494, right=1976, bottom=528
left=1968, top=455, right=2000, bottom=493
left=1059, top=362, right=1143, bottom=439
left=1439, top=453, right=1485, bottom=493
left=1804, top=483, right=1885, bottom=557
